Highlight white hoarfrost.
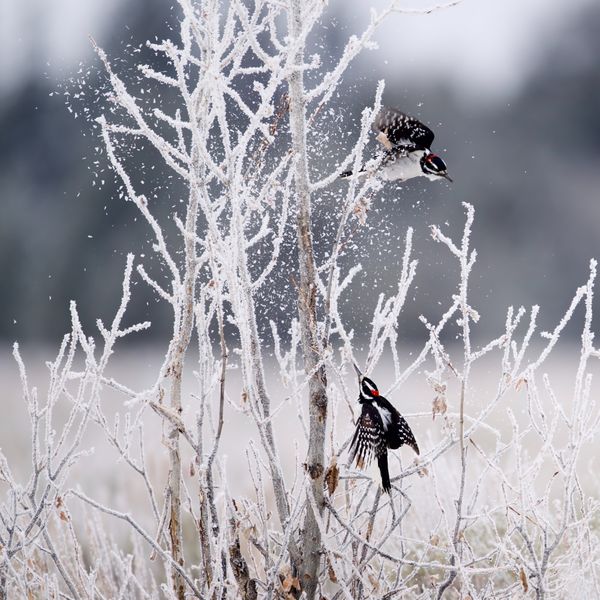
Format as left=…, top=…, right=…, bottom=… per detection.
left=1, top=1, right=600, bottom=599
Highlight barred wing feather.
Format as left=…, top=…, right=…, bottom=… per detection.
left=373, top=106, right=435, bottom=151
left=387, top=413, right=420, bottom=455
left=349, top=405, right=386, bottom=469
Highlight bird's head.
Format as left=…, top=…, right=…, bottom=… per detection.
left=420, top=152, right=453, bottom=182
left=353, top=363, right=380, bottom=403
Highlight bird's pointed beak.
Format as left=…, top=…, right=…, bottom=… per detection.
left=442, top=172, right=453, bottom=183
left=353, top=362, right=363, bottom=379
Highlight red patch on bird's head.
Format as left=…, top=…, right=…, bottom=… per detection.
left=426, top=153, right=437, bottom=162
left=371, top=389, right=379, bottom=397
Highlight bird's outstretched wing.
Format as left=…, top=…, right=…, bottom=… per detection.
left=387, top=412, right=420, bottom=455
left=373, top=107, right=435, bottom=151
left=349, top=404, right=386, bottom=470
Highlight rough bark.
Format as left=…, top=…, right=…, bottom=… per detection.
left=229, top=501, right=258, bottom=600
left=287, top=0, right=329, bottom=596
left=164, top=181, right=199, bottom=600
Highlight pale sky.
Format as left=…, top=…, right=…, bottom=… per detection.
left=0, top=0, right=596, bottom=100
left=344, top=0, right=598, bottom=100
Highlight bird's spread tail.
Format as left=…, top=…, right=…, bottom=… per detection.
left=378, top=453, right=391, bottom=493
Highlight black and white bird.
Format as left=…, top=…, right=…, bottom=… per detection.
left=341, top=106, right=452, bottom=183
left=348, top=363, right=419, bottom=493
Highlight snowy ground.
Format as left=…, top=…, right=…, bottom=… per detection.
left=2, top=341, right=597, bottom=521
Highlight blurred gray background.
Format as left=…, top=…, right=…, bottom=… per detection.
left=1, top=0, right=599, bottom=347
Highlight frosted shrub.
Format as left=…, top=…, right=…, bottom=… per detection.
left=2, top=1, right=599, bottom=599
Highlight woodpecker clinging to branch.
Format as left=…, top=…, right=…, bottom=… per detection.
left=341, top=106, right=452, bottom=183
left=348, top=363, right=419, bottom=493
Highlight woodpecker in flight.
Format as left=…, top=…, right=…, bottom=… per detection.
left=348, top=363, right=419, bottom=493
left=341, top=106, right=452, bottom=183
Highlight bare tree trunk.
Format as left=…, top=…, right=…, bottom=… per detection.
left=166, top=372, right=185, bottom=600
left=287, top=0, right=329, bottom=596
left=0, top=564, right=7, bottom=600
left=164, top=184, right=199, bottom=600
left=229, top=500, right=258, bottom=600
